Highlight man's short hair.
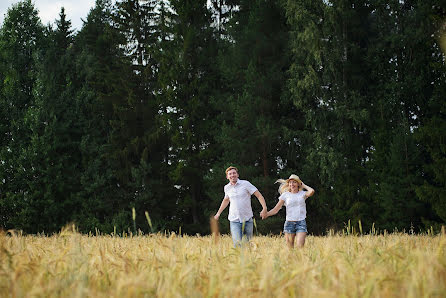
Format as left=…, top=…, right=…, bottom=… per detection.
left=225, top=166, right=238, bottom=175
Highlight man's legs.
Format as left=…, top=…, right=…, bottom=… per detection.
left=243, top=219, right=253, bottom=241
left=230, top=221, right=243, bottom=247
left=230, top=219, right=253, bottom=247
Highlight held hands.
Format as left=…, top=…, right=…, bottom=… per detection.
left=260, top=208, right=268, bottom=220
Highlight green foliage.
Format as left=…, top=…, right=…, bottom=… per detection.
left=210, top=0, right=290, bottom=212
left=156, top=0, right=221, bottom=232
left=0, top=0, right=45, bottom=230
left=285, top=0, right=373, bottom=230
left=415, top=69, right=446, bottom=222
left=0, top=0, right=445, bottom=235
left=364, top=0, right=445, bottom=230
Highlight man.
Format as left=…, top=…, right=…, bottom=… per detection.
left=214, top=166, right=268, bottom=246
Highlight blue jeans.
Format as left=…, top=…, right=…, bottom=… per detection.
left=230, top=218, right=253, bottom=247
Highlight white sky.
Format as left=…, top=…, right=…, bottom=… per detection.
left=0, top=0, right=97, bottom=32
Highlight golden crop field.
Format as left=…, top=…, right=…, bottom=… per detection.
left=1, top=228, right=445, bottom=298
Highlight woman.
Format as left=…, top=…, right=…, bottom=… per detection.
left=265, top=174, right=315, bottom=248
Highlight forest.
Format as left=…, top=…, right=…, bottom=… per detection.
left=0, top=0, right=445, bottom=235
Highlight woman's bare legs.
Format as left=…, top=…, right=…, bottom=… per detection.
left=285, top=233, right=296, bottom=248
left=296, top=232, right=306, bottom=248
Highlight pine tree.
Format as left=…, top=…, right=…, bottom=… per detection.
left=416, top=88, right=446, bottom=225
left=213, top=0, right=290, bottom=208
left=0, top=0, right=44, bottom=230
left=365, top=0, right=445, bottom=230
left=154, top=0, right=221, bottom=232
left=285, top=0, right=373, bottom=231
left=414, top=2, right=446, bottom=226
left=112, top=0, right=178, bottom=232
left=71, top=0, right=134, bottom=232
left=16, top=7, right=85, bottom=233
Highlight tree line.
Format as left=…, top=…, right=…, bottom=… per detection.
left=0, top=0, right=445, bottom=235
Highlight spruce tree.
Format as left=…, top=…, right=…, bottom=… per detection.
left=365, top=0, right=445, bottom=230
left=71, top=0, right=133, bottom=232
left=214, top=0, right=290, bottom=206
left=414, top=1, right=446, bottom=226
left=155, top=0, right=220, bottom=232
left=285, top=0, right=373, bottom=231
left=112, top=0, right=177, bottom=232
left=0, top=0, right=44, bottom=230
left=20, top=7, right=81, bottom=232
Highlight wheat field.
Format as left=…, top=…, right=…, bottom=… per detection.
left=1, top=228, right=445, bottom=298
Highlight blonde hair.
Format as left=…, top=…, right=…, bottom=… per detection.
left=275, top=174, right=302, bottom=194
left=225, top=166, right=238, bottom=176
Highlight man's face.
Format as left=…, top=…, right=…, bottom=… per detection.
left=226, top=169, right=239, bottom=184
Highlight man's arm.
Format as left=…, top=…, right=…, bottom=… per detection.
left=253, top=190, right=268, bottom=219
left=214, top=197, right=230, bottom=220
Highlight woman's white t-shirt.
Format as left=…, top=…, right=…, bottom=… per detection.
left=279, top=191, right=307, bottom=221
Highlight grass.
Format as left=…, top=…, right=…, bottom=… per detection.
left=1, top=228, right=445, bottom=297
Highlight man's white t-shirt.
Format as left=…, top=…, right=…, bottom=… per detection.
left=224, top=179, right=258, bottom=222
left=279, top=191, right=307, bottom=221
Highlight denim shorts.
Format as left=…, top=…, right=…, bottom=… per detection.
left=283, top=219, right=307, bottom=234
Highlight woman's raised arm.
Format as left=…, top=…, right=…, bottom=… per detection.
left=302, top=182, right=315, bottom=199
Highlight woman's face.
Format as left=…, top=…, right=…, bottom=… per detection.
left=289, top=180, right=300, bottom=192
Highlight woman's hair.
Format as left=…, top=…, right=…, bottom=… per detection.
left=275, top=179, right=289, bottom=195
left=275, top=174, right=302, bottom=194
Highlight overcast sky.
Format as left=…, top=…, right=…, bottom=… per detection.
left=0, top=0, right=97, bottom=32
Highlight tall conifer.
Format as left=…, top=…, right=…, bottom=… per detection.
left=20, top=7, right=81, bottom=232
left=0, top=0, right=44, bottom=230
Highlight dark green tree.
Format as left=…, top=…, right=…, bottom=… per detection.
left=19, top=7, right=82, bottom=232
left=154, top=0, right=221, bottom=233
left=365, top=0, right=445, bottom=231
left=217, top=0, right=290, bottom=190
left=414, top=2, right=446, bottom=226
left=112, top=0, right=178, bottom=232
left=203, top=0, right=291, bottom=234
left=416, top=87, right=446, bottom=225
left=285, top=0, right=373, bottom=232
left=70, top=0, right=134, bottom=233
left=0, top=0, right=44, bottom=230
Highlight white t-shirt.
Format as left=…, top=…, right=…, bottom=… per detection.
left=224, top=179, right=258, bottom=222
left=279, top=191, right=307, bottom=221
